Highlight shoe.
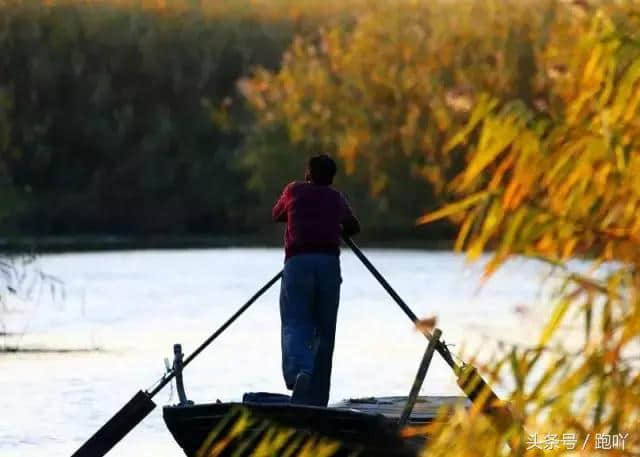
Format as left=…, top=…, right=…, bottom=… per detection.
left=291, top=372, right=312, bottom=404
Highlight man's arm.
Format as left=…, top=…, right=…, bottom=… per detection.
left=272, top=185, right=290, bottom=222
left=341, top=195, right=360, bottom=236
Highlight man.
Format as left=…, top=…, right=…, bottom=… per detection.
left=273, top=154, right=360, bottom=407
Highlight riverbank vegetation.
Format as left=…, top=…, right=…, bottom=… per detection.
left=2, top=1, right=635, bottom=249
left=0, top=0, right=449, bottom=243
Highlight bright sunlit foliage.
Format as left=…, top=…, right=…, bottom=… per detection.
left=418, top=4, right=640, bottom=457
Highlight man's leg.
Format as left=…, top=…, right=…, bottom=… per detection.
left=280, top=255, right=315, bottom=394
left=310, top=255, right=341, bottom=407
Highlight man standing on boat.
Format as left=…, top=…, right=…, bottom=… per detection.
left=273, top=154, right=360, bottom=407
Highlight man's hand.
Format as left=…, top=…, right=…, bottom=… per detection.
left=341, top=215, right=360, bottom=237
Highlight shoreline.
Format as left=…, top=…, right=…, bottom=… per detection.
left=0, top=346, right=104, bottom=354
left=0, top=234, right=456, bottom=254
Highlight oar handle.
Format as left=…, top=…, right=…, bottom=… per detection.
left=148, top=270, right=283, bottom=397
left=343, top=236, right=457, bottom=369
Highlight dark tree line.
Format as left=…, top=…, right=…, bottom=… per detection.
left=0, top=3, right=287, bottom=236
left=0, top=1, right=454, bottom=243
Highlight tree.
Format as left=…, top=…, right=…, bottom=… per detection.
left=242, top=0, right=560, bottom=231
left=417, top=6, right=640, bottom=455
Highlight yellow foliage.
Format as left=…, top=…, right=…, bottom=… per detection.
left=197, top=407, right=343, bottom=457
left=416, top=191, right=490, bottom=226
left=416, top=4, right=640, bottom=457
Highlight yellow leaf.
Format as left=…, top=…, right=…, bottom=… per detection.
left=443, top=94, right=498, bottom=153
left=454, top=213, right=475, bottom=252
left=416, top=191, right=490, bottom=226
left=462, top=115, right=523, bottom=188
left=562, top=237, right=578, bottom=259
left=539, top=299, right=570, bottom=347
left=499, top=207, right=527, bottom=255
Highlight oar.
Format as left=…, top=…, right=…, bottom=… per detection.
left=342, top=236, right=506, bottom=410
left=71, top=271, right=283, bottom=457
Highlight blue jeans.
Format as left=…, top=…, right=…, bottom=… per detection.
left=280, top=253, right=341, bottom=407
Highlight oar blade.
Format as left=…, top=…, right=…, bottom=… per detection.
left=71, top=390, right=156, bottom=457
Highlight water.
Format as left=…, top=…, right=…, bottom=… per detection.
left=0, top=248, right=554, bottom=456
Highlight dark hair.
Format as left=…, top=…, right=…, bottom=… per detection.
left=307, top=154, right=337, bottom=185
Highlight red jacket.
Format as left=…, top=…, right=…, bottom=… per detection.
left=273, top=181, right=360, bottom=260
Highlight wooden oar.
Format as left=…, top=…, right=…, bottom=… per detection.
left=71, top=271, right=283, bottom=457
left=342, top=237, right=507, bottom=411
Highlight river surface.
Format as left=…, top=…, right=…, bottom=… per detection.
left=0, top=248, right=556, bottom=456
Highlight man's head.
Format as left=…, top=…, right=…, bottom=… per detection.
left=306, top=154, right=337, bottom=185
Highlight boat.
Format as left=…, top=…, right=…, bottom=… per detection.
left=162, top=326, right=469, bottom=457
left=163, top=393, right=469, bottom=457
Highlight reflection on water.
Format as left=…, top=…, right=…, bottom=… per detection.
left=0, top=248, right=553, bottom=456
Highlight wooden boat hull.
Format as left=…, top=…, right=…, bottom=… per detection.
left=163, top=395, right=467, bottom=457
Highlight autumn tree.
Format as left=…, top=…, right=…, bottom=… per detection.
left=416, top=4, right=640, bottom=456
